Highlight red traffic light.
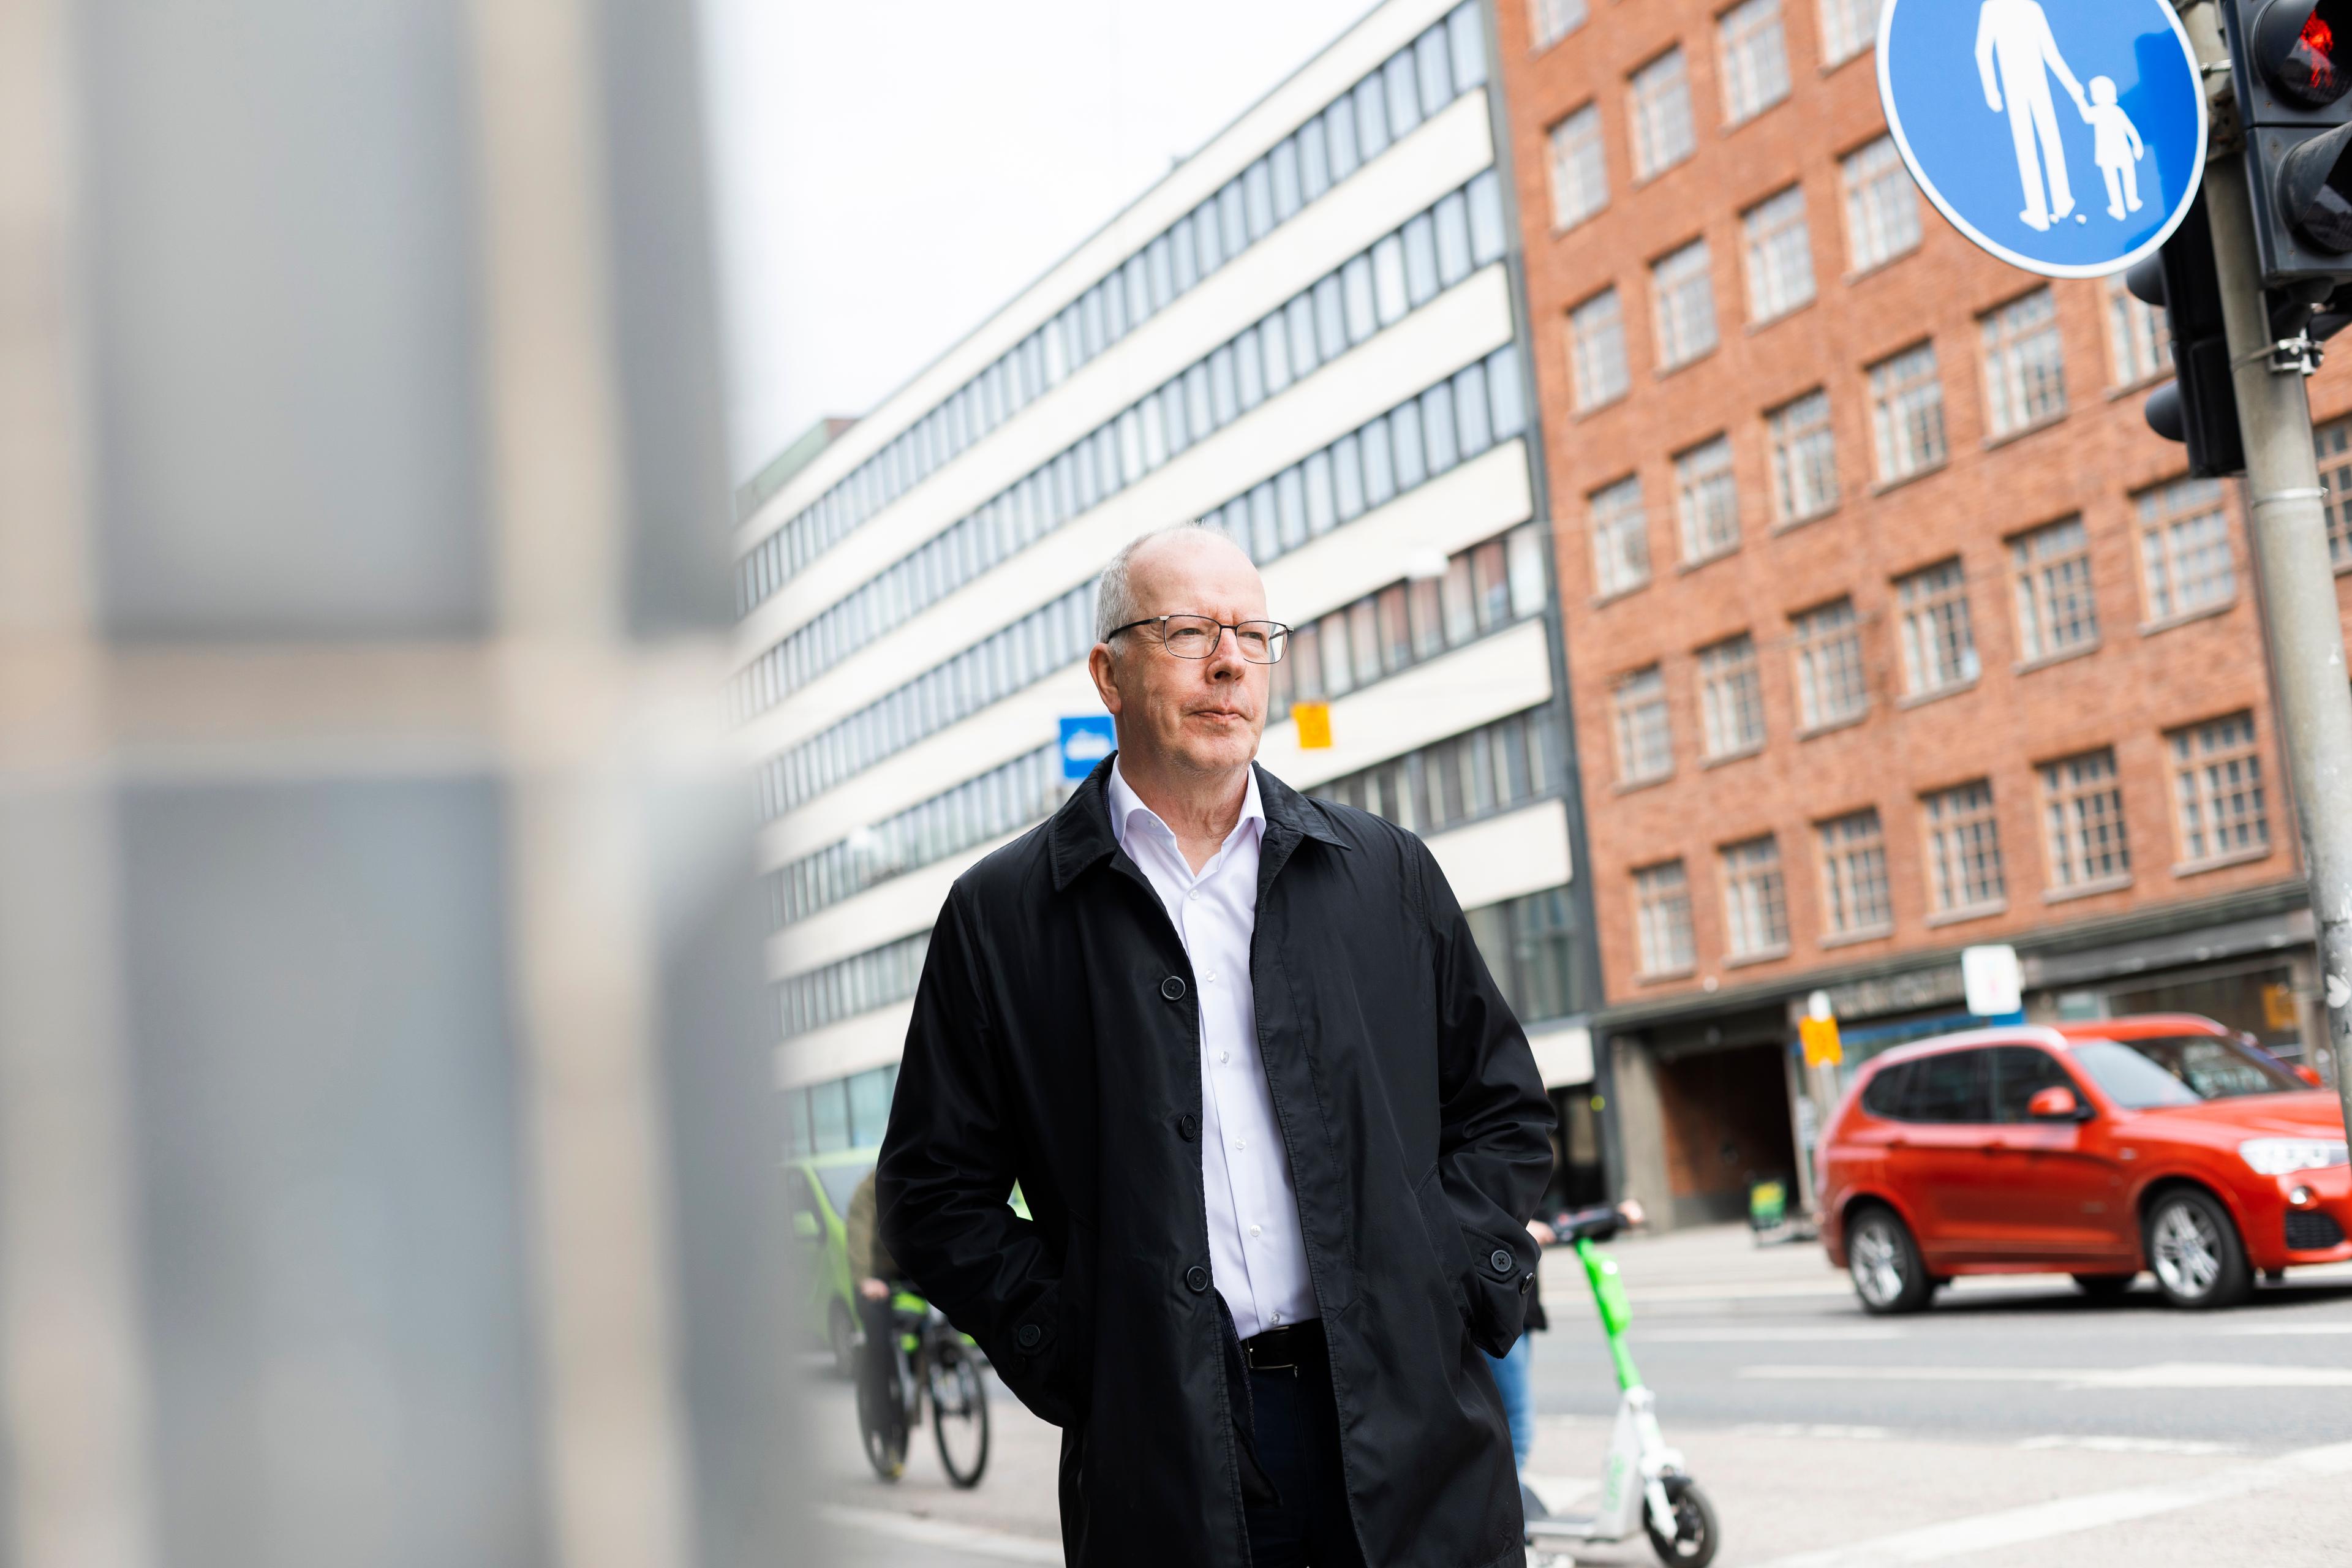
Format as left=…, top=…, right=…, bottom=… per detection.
left=2259, top=0, right=2352, bottom=107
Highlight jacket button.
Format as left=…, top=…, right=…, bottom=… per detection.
left=1185, top=1264, right=1210, bottom=1293
left=1490, top=1248, right=1513, bottom=1274
left=1161, top=975, right=1186, bottom=1001
left=1518, top=1272, right=1534, bottom=1296
left=1177, top=1112, right=1200, bottom=1140
left=1016, top=1323, right=1042, bottom=1350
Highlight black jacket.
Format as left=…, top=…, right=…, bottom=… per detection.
left=878, top=758, right=1553, bottom=1566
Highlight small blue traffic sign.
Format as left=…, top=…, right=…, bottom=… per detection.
left=1058, top=714, right=1115, bottom=782
left=1878, top=0, right=2207, bottom=278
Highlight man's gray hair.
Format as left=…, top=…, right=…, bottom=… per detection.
left=1095, top=521, right=1226, bottom=643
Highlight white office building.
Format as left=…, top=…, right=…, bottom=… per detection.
left=739, top=0, right=1605, bottom=1196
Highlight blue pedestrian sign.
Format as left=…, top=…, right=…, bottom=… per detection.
left=1058, top=714, right=1115, bottom=782
left=1877, top=0, right=2207, bottom=278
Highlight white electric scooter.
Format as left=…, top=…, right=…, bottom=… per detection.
left=1521, top=1204, right=1718, bottom=1566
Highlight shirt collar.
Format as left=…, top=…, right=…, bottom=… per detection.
left=1107, top=758, right=1264, bottom=857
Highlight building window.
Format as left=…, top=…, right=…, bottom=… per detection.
left=1980, top=288, right=2067, bottom=437
left=1842, top=135, right=1921, bottom=272
left=1533, top=0, right=1588, bottom=50
left=1922, top=779, right=2005, bottom=914
left=1818, top=809, right=1891, bottom=935
left=2106, top=273, right=2167, bottom=387
left=1589, top=474, right=1651, bottom=596
left=1634, top=861, right=1695, bottom=976
left=1896, top=556, right=1978, bottom=696
left=2010, top=514, right=2098, bottom=663
left=1719, top=0, right=1792, bottom=124
left=1652, top=238, right=1719, bottom=369
left=2314, top=417, right=2352, bottom=570
left=2169, top=712, right=2268, bottom=865
left=1612, top=664, right=1673, bottom=783
left=1792, top=597, right=1869, bottom=729
left=1742, top=184, right=1815, bottom=324
left=1721, top=835, right=1790, bottom=958
left=1569, top=287, right=1630, bottom=410
left=1547, top=103, right=1609, bottom=231
left=2041, top=747, right=2130, bottom=891
left=1629, top=47, right=1696, bottom=179
left=1819, top=0, right=1885, bottom=65
left=1314, top=707, right=1564, bottom=837
left=1465, top=886, right=1586, bottom=1023
left=1698, top=633, right=1766, bottom=758
left=1767, top=388, right=1840, bottom=524
left=2135, top=475, right=2236, bottom=622
left=1869, top=341, right=1947, bottom=483
left=1674, top=435, right=1741, bottom=564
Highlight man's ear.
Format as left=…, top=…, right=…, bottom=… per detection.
left=1086, top=643, right=1124, bottom=718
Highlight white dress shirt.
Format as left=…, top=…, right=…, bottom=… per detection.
left=1108, top=762, right=1317, bottom=1339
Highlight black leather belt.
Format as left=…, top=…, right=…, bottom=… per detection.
left=1241, top=1319, right=1322, bottom=1373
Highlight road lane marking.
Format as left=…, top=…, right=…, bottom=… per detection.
left=1635, top=1325, right=1904, bottom=1343
left=1732, top=1422, right=1891, bottom=1441
left=1741, top=1360, right=2352, bottom=1389
left=1750, top=1439, right=2352, bottom=1567
left=1522, top=1473, right=1597, bottom=1515
left=2017, top=1434, right=2241, bottom=1455
left=2219, top=1319, right=2352, bottom=1335
left=817, top=1504, right=1062, bottom=1564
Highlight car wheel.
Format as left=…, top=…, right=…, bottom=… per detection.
left=828, top=1299, right=858, bottom=1380
left=2144, top=1188, right=2251, bottom=1310
left=2071, top=1272, right=2136, bottom=1299
left=1846, top=1207, right=1932, bottom=1314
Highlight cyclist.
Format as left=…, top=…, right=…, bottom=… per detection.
left=843, top=1167, right=907, bottom=1455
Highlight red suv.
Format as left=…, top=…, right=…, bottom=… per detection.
left=1820, top=1014, right=2346, bottom=1311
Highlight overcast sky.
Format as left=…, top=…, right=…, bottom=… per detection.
left=700, top=0, right=1376, bottom=483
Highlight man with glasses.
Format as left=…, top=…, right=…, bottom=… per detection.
left=880, top=524, right=1552, bottom=1567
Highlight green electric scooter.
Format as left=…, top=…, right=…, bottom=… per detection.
left=1521, top=1203, right=1719, bottom=1567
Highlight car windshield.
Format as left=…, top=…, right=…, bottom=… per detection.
left=813, top=1153, right=876, bottom=1218
left=2068, top=1035, right=2303, bottom=1109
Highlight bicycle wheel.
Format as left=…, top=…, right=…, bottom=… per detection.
left=929, top=1340, right=990, bottom=1488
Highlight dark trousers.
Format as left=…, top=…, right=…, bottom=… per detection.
left=1240, top=1327, right=1366, bottom=1568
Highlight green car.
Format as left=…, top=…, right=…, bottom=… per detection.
left=787, top=1147, right=876, bottom=1377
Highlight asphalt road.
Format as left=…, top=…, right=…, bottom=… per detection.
left=807, top=1225, right=2352, bottom=1566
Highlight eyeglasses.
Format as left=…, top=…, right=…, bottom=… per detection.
left=1107, top=614, right=1291, bottom=663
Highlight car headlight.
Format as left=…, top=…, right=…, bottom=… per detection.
left=2239, top=1138, right=2350, bottom=1176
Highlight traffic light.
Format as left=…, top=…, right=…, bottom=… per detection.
left=2225, top=1, right=2352, bottom=284
left=2128, top=191, right=2245, bottom=477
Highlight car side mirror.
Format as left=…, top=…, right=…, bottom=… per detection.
left=2027, top=1085, right=2086, bottom=1121
left=2296, top=1065, right=2324, bottom=1088
left=792, top=1210, right=819, bottom=1241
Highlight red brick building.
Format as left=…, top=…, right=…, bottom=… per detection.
left=1491, top=0, right=2352, bottom=1225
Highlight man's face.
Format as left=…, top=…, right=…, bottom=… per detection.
left=1088, top=533, right=1270, bottom=779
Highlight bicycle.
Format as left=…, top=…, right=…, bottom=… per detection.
left=857, top=1287, right=990, bottom=1488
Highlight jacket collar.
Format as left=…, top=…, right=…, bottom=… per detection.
left=1049, top=753, right=1345, bottom=893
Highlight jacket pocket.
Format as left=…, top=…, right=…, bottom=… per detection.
left=1411, top=1164, right=1476, bottom=1332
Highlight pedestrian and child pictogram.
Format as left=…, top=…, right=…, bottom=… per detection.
left=1879, top=0, right=2207, bottom=277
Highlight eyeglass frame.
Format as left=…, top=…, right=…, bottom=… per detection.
left=1104, top=613, right=1291, bottom=663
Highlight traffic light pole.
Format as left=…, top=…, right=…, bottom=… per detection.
left=2187, top=0, right=2352, bottom=1129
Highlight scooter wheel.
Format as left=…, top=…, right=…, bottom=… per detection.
left=1644, top=1476, right=1718, bottom=1567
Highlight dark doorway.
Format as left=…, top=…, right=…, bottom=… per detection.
left=1653, top=1043, right=1798, bottom=1226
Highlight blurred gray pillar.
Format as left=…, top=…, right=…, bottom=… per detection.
left=0, top=2, right=791, bottom=1567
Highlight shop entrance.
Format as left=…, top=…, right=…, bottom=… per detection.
left=1653, top=1042, right=1799, bottom=1227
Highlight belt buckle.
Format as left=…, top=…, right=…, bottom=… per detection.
left=1245, top=1329, right=1298, bottom=1373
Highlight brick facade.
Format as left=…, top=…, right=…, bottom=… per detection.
left=1496, top=0, right=2352, bottom=1018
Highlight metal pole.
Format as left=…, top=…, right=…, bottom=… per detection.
left=2185, top=2, right=2352, bottom=1137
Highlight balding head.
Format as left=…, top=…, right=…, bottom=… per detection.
left=1095, top=524, right=1258, bottom=643
left=1086, top=523, right=1271, bottom=789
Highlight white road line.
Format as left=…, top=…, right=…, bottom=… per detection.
left=1732, top=1422, right=1891, bottom=1441
left=2016, top=1434, right=2241, bottom=1456
left=818, top=1504, right=1063, bottom=1564
left=1750, top=1439, right=2352, bottom=1568
left=1521, top=1472, right=1596, bottom=1515
left=2219, top=1319, right=2352, bottom=1335
left=1635, top=1325, right=1904, bottom=1344
left=1741, top=1360, right=2352, bottom=1389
